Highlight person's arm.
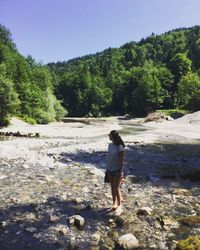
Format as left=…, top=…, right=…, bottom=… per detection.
left=119, top=150, right=125, bottom=177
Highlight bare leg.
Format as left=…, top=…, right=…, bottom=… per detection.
left=108, top=174, right=118, bottom=211
left=116, top=178, right=122, bottom=206
left=113, top=176, right=122, bottom=207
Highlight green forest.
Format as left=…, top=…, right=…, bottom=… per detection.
left=0, top=24, right=200, bottom=125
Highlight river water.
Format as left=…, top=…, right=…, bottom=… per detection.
left=0, top=123, right=199, bottom=249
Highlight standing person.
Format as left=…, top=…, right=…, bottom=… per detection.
left=106, top=130, right=125, bottom=212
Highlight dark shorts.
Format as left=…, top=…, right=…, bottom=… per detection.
left=107, top=169, right=121, bottom=177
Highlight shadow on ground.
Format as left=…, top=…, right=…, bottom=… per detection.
left=1, top=142, right=199, bottom=249
left=0, top=197, right=111, bottom=250
left=57, top=142, right=200, bottom=188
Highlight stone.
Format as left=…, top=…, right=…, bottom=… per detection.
left=172, top=188, right=192, bottom=196
left=35, top=133, right=40, bottom=137
left=25, top=227, right=37, bottom=233
left=68, top=235, right=78, bottom=249
left=0, top=175, right=8, bottom=180
left=115, top=216, right=129, bottom=228
left=68, top=215, right=85, bottom=228
left=118, top=233, right=139, bottom=249
left=0, top=221, right=7, bottom=228
left=25, top=213, right=37, bottom=221
left=157, top=216, right=179, bottom=230
left=115, top=205, right=123, bottom=216
left=137, top=207, right=152, bottom=216
left=22, top=164, right=30, bottom=169
left=33, top=233, right=41, bottom=239
left=74, top=215, right=85, bottom=228
left=55, top=225, right=69, bottom=235
left=68, top=217, right=75, bottom=225
left=49, top=215, right=59, bottom=223
left=73, top=197, right=83, bottom=204
left=180, top=215, right=200, bottom=226
left=91, top=232, right=101, bottom=245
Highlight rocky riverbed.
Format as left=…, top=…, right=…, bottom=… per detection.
left=0, top=116, right=200, bottom=250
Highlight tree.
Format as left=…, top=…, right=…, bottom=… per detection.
left=187, top=26, right=200, bottom=69
left=178, top=72, right=200, bottom=111
left=0, top=75, right=20, bottom=125
left=0, top=24, right=16, bottom=50
left=170, top=53, right=192, bottom=84
left=155, top=65, right=174, bottom=108
left=126, top=63, right=164, bottom=115
left=44, top=26, right=200, bottom=116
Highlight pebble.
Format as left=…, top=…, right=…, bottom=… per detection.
left=0, top=130, right=199, bottom=249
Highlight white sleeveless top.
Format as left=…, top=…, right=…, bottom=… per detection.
left=106, top=143, right=124, bottom=171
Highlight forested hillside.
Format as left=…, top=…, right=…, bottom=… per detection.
left=0, top=24, right=200, bottom=124
left=48, top=26, right=200, bottom=117
left=0, top=24, right=65, bottom=126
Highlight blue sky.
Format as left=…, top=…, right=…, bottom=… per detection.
left=0, top=0, right=200, bottom=64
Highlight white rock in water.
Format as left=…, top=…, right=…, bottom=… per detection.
left=118, top=233, right=139, bottom=249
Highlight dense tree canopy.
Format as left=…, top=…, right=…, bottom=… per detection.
left=48, top=26, right=200, bottom=116
left=0, top=24, right=66, bottom=125
left=178, top=72, right=200, bottom=111
left=0, top=24, right=199, bottom=124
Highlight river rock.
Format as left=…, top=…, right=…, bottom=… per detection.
left=55, top=224, right=69, bottom=235
left=172, top=188, right=192, bottom=196
left=180, top=215, right=200, bottom=226
left=0, top=221, right=7, bottom=228
left=68, top=215, right=85, bottom=228
left=25, top=227, right=37, bottom=233
left=68, top=235, right=78, bottom=249
left=49, top=215, right=60, bottom=223
left=91, top=232, right=101, bottom=245
left=25, top=213, right=37, bottom=221
left=157, top=216, right=179, bottom=230
left=118, top=233, right=139, bottom=249
left=137, top=207, right=152, bottom=216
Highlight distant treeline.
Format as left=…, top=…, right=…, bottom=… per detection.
left=48, top=26, right=200, bottom=117
left=0, top=24, right=200, bottom=125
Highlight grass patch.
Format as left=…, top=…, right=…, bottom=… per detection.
left=157, top=109, right=189, bottom=119
left=17, top=116, right=37, bottom=125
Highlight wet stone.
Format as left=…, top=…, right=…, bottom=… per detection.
left=0, top=133, right=199, bottom=249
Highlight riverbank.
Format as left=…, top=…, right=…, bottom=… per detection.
left=0, top=113, right=199, bottom=249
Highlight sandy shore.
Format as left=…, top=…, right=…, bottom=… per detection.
left=0, top=112, right=199, bottom=167
left=1, top=111, right=200, bottom=142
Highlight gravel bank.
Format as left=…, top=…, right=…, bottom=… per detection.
left=0, top=114, right=199, bottom=249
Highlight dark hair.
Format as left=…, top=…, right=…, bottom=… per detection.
left=110, top=130, right=125, bottom=148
